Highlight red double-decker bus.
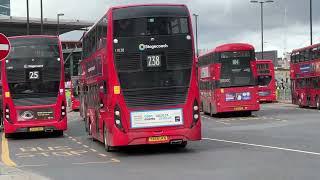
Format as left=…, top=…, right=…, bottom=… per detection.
left=79, top=4, right=201, bottom=150
left=256, top=60, right=276, bottom=102
left=290, top=44, right=320, bottom=109
left=198, top=43, right=260, bottom=116
left=1, top=35, right=67, bottom=137
left=70, top=76, right=80, bottom=111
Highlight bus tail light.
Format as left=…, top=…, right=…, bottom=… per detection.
left=5, top=105, right=12, bottom=124
left=191, top=100, right=200, bottom=128
left=60, top=102, right=66, bottom=120
left=114, top=105, right=124, bottom=131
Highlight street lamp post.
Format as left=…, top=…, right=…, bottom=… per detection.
left=250, top=0, right=274, bottom=59
left=26, top=0, right=30, bottom=35
left=40, top=0, right=43, bottom=34
left=310, top=0, right=313, bottom=45
left=193, top=13, right=199, bottom=58
left=57, top=13, right=65, bottom=36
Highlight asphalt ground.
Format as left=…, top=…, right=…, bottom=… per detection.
left=1, top=103, right=320, bottom=180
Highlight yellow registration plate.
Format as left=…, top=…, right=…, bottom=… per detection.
left=234, top=107, right=244, bottom=111
left=148, top=136, right=168, bottom=142
left=29, top=127, right=44, bottom=132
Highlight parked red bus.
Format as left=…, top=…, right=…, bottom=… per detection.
left=290, top=44, right=320, bottom=109
left=198, top=43, right=260, bottom=116
left=1, top=35, right=67, bottom=137
left=256, top=60, right=276, bottom=102
left=70, top=76, right=80, bottom=111
left=79, top=4, right=201, bottom=150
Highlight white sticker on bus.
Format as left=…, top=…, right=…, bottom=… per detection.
left=130, top=109, right=183, bottom=129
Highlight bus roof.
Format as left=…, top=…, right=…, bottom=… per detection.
left=292, top=43, right=320, bottom=53
left=111, top=3, right=187, bottom=10
left=199, top=43, right=254, bottom=57
left=83, top=4, right=188, bottom=40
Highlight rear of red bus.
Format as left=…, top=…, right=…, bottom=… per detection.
left=104, top=4, right=201, bottom=147
left=257, top=60, right=276, bottom=102
left=200, top=43, right=260, bottom=115
left=70, top=76, right=80, bottom=111
left=1, top=36, right=67, bottom=137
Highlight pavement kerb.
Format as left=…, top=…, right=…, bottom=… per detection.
left=0, top=162, right=49, bottom=180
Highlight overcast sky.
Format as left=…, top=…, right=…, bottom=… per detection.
left=11, top=0, right=320, bottom=57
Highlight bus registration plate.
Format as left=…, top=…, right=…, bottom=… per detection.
left=148, top=136, right=168, bottom=142
left=234, top=106, right=244, bottom=111
left=29, top=127, right=44, bottom=132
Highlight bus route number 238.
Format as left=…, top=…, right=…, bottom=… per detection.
left=147, top=55, right=161, bottom=67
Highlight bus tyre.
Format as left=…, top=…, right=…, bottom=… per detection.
left=316, top=97, right=320, bottom=110
left=5, top=133, right=12, bottom=138
left=178, top=141, right=187, bottom=149
left=103, top=125, right=114, bottom=152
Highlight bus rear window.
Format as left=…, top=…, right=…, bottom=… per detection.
left=113, top=17, right=189, bottom=37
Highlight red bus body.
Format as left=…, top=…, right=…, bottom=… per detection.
left=70, top=76, right=80, bottom=111
left=257, top=60, right=277, bottom=102
left=79, top=4, right=201, bottom=149
left=290, top=44, right=320, bottom=109
left=1, top=35, right=67, bottom=136
left=199, top=43, right=260, bottom=115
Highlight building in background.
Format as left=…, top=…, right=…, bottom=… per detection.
left=62, top=41, right=82, bottom=81
left=255, top=50, right=278, bottom=67
left=0, top=0, right=10, bottom=16
left=277, top=52, right=290, bottom=69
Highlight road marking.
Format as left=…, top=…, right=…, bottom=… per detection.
left=1, top=134, right=16, bottom=167
left=72, top=161, right=116, bottom=165
left=90, top=148, right=97, bottom=152
left=215, top=121, right=230, bottom=125
left=72, top=139, right=77, bottom=142
left=98, top=153, right=108, bottom=157
left=111, top=158, right=121, bottom=163
left=82, top=145, right=89, bottom=148
left=18, top=164, right=48, bottom=167
left=77, top=142, right=82, bottom=145
left=203, top=137, right=320, bottom=156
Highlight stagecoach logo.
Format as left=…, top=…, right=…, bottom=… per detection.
left=138, top=44, right=169, bottom=51
left=24, top=64, right=44, bottom=69
left=20, top=111, right=34, bottom=120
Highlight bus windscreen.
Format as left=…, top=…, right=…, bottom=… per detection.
left=6, top=37, right=61, bottom=99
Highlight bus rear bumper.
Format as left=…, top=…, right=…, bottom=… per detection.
left=217, top=103, right=260, bottom=113
left=109, top=121, right=201, bottom=147
left=3, top=118, right=68, bottom=134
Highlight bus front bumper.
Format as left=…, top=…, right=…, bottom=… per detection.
left=3, top=117, right=67, bottom=134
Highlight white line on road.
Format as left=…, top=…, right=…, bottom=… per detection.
left=72, top=161, right=115, bottom=165
left=83, top=145, right=89, bottom=148
left=203, top=137, right=320, bottom=156
left=90, top=148, right=97, bottom=152
left=99, top=153, right=108, bottom=157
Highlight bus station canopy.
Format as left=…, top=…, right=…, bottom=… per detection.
left=0, top=16, right=93, bottom=37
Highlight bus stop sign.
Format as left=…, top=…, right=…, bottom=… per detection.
left=0, top=33, right=10, bottom=61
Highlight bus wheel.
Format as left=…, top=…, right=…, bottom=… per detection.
left=5, top=133, right=12, bottom=138
left=298, top=98, right=303, bottom=108
left=88, top=120, right=93, bottom=136
left=103, top=125, right=114, bottom=152
left=177, top=141, right=187, bottom=149
left=316, top=97, right=320, bottom=110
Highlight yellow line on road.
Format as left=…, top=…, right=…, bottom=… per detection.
left=1, top=133, right=16, bottom=167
